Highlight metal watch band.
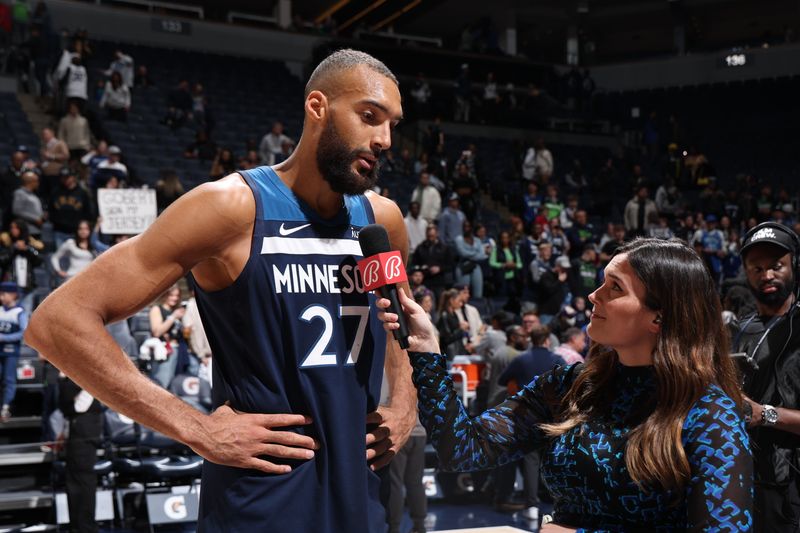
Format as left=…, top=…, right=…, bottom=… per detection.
left=762, top=404, right=779, bottom=426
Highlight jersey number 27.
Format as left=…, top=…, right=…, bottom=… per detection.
left=299, top=305, right=370, bottom=368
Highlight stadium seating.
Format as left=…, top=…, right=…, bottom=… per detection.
left=83, top=40, right=306, bottom=188
left=0, top=91, right=39, bottom=169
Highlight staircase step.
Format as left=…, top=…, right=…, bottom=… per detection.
left=16, top=93, right=54, bottom=135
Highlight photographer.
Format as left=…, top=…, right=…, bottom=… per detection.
left=734, top=222, right=800, bottom=532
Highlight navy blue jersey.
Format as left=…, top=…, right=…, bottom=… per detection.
left=194, top=166, right=387, bottom=532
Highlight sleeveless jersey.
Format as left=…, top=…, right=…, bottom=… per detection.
left=0, top=304, right=25, bottom=358
left=194, top=166, right=387, bottom=532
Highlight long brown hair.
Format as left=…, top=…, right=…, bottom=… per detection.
left=541, top=238, right=742, bottom=492
left=437, top=288, right=460, bottom=315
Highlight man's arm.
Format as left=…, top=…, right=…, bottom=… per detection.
left=366, top=192, right=417, bottom=469
left=57, top=120, right=67, bottom=145
left=258, top=135, right=270, bottom=163
left=745, top=397, right=800, bottom=436
left=54, top=141, right=69, bottom=163
left=25, top=175, right=318, bottom=474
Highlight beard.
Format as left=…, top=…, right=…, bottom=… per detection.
left=316, top=119, right=380, bottom=195
left=751, top=275, right=795, bottom=307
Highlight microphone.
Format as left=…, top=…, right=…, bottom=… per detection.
left=357, top=224, right=410, bottom=349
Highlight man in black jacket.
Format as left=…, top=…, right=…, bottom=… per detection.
left=733, top=222, right=800, bottom=532
left=59, top=376, right=103, bottom=533
left=497, top=324, right=564, bottom=519
left=49, top=167, right=93, bottom=248
left=536, top=255, right=571, bottom=325
left=164, top=79, right=193, bottom=130
left=411, top=225, right=455, bottom=301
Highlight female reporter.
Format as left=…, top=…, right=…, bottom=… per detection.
left=378, top=238, right=752, bottom=532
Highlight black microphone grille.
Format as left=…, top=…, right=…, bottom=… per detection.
left=358, top=224, right=391, bottom=257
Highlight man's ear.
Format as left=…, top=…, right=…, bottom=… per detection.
left=305, top=90, right=327, bottom=122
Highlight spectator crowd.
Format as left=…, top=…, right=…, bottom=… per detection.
left=0, top=13, right=797, bottom=528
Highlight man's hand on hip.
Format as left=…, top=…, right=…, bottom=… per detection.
left=365, top=405, right=415, bottom=471
left=193, top=403, right=318, bottom=474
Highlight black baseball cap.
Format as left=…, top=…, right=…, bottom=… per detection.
left=740, top=223, right=798, bottom=259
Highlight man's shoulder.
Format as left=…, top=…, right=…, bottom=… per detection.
left=553, top=345, right=571, bottom=356
left=487, top=328, right=505, bottom=340
left=515, top=348, right=539, bottom=362
left=732, top=312, right=766, bottom=332
left=366, top=191, right=400, bottom=218
left=365, top=192, right=408, bottom=254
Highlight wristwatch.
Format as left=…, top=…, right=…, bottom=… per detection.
left=762, top=404, right=779, bottom=426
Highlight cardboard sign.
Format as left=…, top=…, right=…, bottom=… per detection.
left=98, top=189, right=157, bottom=235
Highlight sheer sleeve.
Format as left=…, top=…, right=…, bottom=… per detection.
left=409, top=351, right=580, bottom=472
left=682, top=389, right=753, bottom=532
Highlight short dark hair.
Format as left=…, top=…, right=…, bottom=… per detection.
left=529, top=324, right=550, bottom=347
left=492, top=311, right=515, bottom=330
left=305, top=48, right=398, bottom=98
left=505, top=325, right=523, bottom=339
left=561, top=327, right=582, bottom=343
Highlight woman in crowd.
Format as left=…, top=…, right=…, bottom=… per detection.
left=489, top=230, right=522, bottom=299
left=99, top=71, right=131, bottom=122
left=50, top=220, right=98, bottom=282
left=454, top=220, right=487, bottom=299
left=377, top=238, right=752, bottom=532
left=415, top=292, right=438, bottom=337
left=210, top=148, right=236, bottom=180
left=148, top=284, right=187, bottom=388
left=0, top=219, right=44, bottom=311
left=154, top=169, right=185, bottom=213
left=436, top=288, right=469, bottom=360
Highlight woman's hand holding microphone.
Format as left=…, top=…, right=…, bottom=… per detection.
left=375, top=288, right=439, bottom=354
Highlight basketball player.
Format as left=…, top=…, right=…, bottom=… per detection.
left=25, top=49, right=416, bottom=531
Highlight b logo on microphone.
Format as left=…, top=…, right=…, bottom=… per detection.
left=363, top=259, right=381, bottom=286
left=357, top=251, right=408, bottom=292
left=384, top=255, right=402, bottom=280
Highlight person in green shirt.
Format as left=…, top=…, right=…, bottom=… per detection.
left=490, top=231, right=522, bottom=299
left=11, top=0, right=29, bottom=44
left=543, top=184, right=564, bottom=221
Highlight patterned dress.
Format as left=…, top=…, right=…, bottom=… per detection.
left=410, top=353, right=753, bottom=532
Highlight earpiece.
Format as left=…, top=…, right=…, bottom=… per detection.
left=653, top=316, right=662, bottom=325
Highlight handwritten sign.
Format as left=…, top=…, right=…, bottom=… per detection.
left=98, top=189, right=157, bottom=235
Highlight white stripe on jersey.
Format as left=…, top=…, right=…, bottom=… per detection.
left=261, top=236, right=363, bottom=256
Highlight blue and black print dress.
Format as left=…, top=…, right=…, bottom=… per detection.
left=410, top=353, right=753, bottom=532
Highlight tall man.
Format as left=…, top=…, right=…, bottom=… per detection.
left=734, top=222, right=800, bottom=532
left=25, top=49, right=416, bottom=531
left=498, top=324, right=564, bottom=519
